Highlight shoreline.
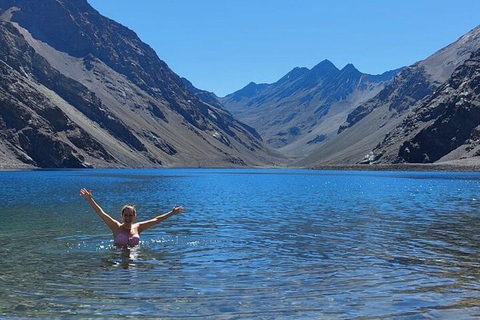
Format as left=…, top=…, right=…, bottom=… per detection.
left=310, top=163, right=480, bottom=172
left=1, top=162, right=480, bottom=172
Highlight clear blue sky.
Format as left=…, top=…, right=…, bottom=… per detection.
left=87, top=0, right=479, bottom=97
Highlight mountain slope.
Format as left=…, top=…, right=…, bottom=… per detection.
left=371, top=48, right=480, bottom=164
left=298, top=25, right=480, bottom=167
left=0, top=0, right=277, bottom=168
left=220, top=60, right=399, bottom=156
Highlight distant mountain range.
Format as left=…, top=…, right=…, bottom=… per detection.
left=220, top=60, right=401, bottom=156
left=0, top=0, right=278, bottom=168
left=0, top=0, right=479, bottom=169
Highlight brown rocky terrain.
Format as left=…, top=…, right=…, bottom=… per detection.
left=0, top=0, right=279, bottom=168
left=1, top=0, right=478, bottom=170
left=371, top=48, right=480, bottom=164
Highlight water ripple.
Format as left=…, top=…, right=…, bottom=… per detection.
left=2, top=169, right=480, bottom=318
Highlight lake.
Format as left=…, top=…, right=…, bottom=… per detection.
left=1, top=168, right=480, bottom=318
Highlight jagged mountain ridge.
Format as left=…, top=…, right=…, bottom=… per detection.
left=220, top=59, right=400, bottom=156
left=297, top=25, right=480, bottom=167
left=0, top=0, right=278, bottom=168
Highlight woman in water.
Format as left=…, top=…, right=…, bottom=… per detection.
left=80, top=188, right=183, bottom=247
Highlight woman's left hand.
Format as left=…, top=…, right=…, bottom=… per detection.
left=172, top=206, right=184, bottom=215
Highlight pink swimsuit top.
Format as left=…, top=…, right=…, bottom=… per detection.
left=114, top=233, right=140, bottom=247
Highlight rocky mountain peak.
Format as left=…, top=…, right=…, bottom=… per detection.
left=244, top=81, right=262, bottom=90
left=332, top=63, right=362, bottom=83
left=223, top=81, right=269, bottom=102
left=340, top=63, right=360, bottom=74
left=310, top=59, right=339, bottom=74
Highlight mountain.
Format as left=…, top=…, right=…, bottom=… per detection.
left=370, top=48, right=480, bottom=164
left=298, top=25, right=480, bottom=167
left=0, top=0, right=277, bottom=168
left=224, top=81, right=270, bottom=103
left=220, top=59, right=400, bottom=156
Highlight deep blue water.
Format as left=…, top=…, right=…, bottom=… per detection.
left=2, top=168, right=480, bottom=318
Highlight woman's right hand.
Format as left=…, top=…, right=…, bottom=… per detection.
left=80, top=188, right=93, bottom=201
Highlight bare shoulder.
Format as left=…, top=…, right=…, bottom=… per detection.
left=131, top=222, right=142, bottom=233
left=110, top=220, right=122, bottom=232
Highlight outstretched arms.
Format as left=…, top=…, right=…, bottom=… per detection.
left=137, top=206, right=183, bottom=234
left=79, top=188, right=120, bottom=233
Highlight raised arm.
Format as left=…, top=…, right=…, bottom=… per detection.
left=79, top=188, right=120, bottom=233
left=137, top=206, right=183, bottom=234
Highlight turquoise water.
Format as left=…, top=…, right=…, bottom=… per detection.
left=2, top=169, right=480, bottom=318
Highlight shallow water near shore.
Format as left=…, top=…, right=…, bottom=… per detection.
left=2, top=168, right=480, bottom=318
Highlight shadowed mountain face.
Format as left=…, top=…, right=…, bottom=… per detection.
left=0, top=0, right=277, bottom=168
left=220, top=59, right=400, bottom=156
left=297, top=25, right=480, bottom=167
left=0, top=21, right=119, bottom=167
left=372, top=48, right=480, bottom=164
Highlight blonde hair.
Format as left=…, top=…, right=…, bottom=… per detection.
left=121, top=204, right=136, bottom=216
